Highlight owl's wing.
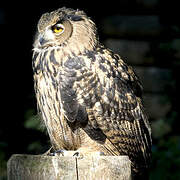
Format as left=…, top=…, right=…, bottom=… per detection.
left=82, top=51, right=152, bottom=171
left=60, top=51, right=151, bottom=171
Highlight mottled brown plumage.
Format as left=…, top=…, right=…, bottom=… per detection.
left=32, top=7, right=152, bottom=179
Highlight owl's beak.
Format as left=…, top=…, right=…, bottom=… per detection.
left=39, top=37, right=49, bottom=46
left=38, top=29, right=55, bottom=48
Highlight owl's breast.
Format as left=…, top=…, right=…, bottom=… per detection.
left=59, top=56, right=90, bottom=123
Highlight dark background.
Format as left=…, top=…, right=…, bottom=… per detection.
left=1, top=0, right=180, bottom=179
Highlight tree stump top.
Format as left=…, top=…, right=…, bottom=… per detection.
left=7, top=154, right=131, bottom=180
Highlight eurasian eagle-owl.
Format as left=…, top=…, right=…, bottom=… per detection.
left=32, top=7, right=152, bottom=179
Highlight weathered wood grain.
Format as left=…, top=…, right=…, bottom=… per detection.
left=7, top=154, right=131, bottom=180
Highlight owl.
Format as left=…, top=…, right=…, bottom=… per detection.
left=32, top=7, right=152, bottom=179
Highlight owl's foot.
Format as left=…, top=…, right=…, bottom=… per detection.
left=76, top=147, right=105, bottom=157
left=72, top=150, right=105, bottom=158
left=53, top=150, right=82, bottom=157
left=49, top=150, right=81, bottom=156
left=49, top=149, right=104, bottom=157
left=49, top=149, right=66, bottom=156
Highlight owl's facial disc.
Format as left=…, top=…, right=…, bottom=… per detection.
left=36, top=20, right=72, bottom=49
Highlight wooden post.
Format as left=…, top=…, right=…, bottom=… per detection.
left=7, top=154, right=131, bottom=180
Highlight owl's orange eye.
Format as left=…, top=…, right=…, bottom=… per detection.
left=51, top=24, right=64, bottom=34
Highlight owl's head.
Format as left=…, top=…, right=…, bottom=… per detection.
left=33, top=7, right=98, bottom=54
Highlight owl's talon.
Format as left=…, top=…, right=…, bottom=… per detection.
left=73, top=152, right=79, bottom=156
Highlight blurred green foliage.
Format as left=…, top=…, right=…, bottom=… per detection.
left=150, top=136, right=180, bottom=180
left=149, top=37, right=180, bottom=179
left=0, top=142, right=7, bottom=180
left=0, top=109, right=48, bottom=180
left=24, top=109, right=44, bottom=132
